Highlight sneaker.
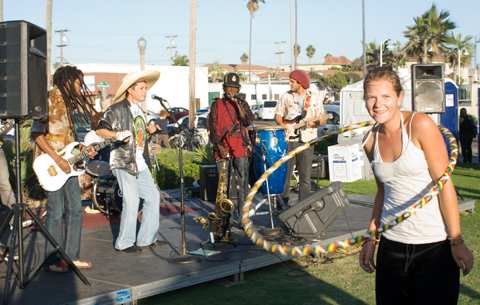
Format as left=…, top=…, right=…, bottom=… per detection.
left=116, top=246, right=142, bottom=253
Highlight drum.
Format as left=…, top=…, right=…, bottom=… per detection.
left=252, top=126, right=288, bottom=195
left=91, top=177, right=122, bottom=214
left=86, top=160, right=112, bottom=177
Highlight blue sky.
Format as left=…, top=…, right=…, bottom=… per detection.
left=5, top=0, right=479, bottom=66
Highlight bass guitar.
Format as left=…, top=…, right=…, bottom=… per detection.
left=33, top=131, right=129, bottom=192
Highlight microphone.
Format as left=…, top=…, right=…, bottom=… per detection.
left=151, top=94, right=165, bottom=102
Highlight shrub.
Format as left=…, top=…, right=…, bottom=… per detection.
left=153, top=148, right=200, bottom=189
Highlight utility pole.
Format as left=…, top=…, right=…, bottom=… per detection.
left=290, top=0, right=298, bottom=70
left=0, top=0, right=3, bottom=22
left=188, top=0, right=197, bottom=130
left=165, top=34, right=178, bottom=61
left=55, top=29, right=69, bottom=67
left=275, top=40, right=286, bottom=70
left=362, top=0, right=367, bottom=76
left=46, top=0, right=53, bottom=86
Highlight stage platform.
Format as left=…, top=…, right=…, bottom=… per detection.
left=0, top=191, right=475, bottom=305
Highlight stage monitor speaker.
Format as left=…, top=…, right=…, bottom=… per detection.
left=0, top=20, right=47, bottom=120
left=199, top=164, right=218, bottom=202
left=411, top=64, right=445, bottom=113
left=278, top=182, right=348, bottom=239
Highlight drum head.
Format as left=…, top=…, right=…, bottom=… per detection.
left=86, top=160, right=112, bottom=177
left=255, top=125, right=285, bottom=131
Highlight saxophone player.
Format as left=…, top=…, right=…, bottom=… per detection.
left=207, top=73, right=254, bottom=235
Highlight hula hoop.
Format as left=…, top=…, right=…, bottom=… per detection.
left=241, top=122, right=458, bottom=257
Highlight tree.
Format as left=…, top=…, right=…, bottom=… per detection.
left=306, top=45, right=316, bottom=64
left=446, top=33, right=473, bottom=84
left=209, top=62, right=225, bottom=82
left=240, top=52, right=249, bottom=64
left=403, top=4, right=456, bottom=63
left=171, top=54, right=189, bottom=66
left=246, top=0, right=265, bottom=81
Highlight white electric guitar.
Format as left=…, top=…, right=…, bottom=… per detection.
left=0, top=120, right=14, bottom=136
left=33, top=131, right=129, bottom=192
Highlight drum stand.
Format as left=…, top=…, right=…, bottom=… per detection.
left=249, top=145, right=275, bottom=229
left=0, top=120, right=90, bottom=305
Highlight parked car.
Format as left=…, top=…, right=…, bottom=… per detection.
left=318, top=104, right=340, bottom=136
left=169, top=107, right=189, bottom=122
left=257, top=100, right=277, bottom=120
left=174, top=112, right=209, bottom=146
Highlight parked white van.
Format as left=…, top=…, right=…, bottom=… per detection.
left=258, top=100, right=278, bottom=120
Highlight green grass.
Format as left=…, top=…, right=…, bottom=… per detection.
left=140, top=165, right=480, bottom=305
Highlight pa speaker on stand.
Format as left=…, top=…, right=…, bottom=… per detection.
left=411, top=64, right=445, bottom=113
left=0, top=20, right=48, bottom=120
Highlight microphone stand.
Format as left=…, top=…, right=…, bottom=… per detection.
left=167, top=145, right=197, bottom=263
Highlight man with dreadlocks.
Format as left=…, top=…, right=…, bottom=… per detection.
left=31, top=65, right=98, bottom=272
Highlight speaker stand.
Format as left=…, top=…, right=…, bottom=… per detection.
left=0, top=120, right=90, bottom=305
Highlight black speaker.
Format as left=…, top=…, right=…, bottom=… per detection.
left=279, top=182, right=348, bottom=238
left=0, top=20, right=47, bottom=119
left=199, top=164, right=218, bottom=202
left=412, top=64, right=445, bottom=113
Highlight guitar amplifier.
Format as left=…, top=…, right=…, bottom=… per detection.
left=279, top=182, right=349, bottom=239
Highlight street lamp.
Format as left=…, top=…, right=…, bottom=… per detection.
left=137, top=37, right=147, bottom=71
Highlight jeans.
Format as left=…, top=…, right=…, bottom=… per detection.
left=45, top=176, right=83, bottom=261
left=282, top=142, right=314, bottom=202
left=0, top=148, right=15, bottom=207
left=113, top=168, right=160, bottom=250
left=376, top=237, right=459, bottom=305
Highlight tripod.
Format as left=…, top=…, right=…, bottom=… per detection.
left=0, top=120, right=90, bottom=304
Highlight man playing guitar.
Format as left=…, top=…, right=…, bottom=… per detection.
left=31, top=66, right=98, bottom=272
left=274, top=69, right=327, bottom=205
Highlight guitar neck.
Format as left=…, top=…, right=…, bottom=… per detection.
left=68, top=138, right=113, bottom=165
left=0, top=120, right=14, bottom=136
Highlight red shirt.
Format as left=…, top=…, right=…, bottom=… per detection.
left=210, top=98, right=248, bottom=160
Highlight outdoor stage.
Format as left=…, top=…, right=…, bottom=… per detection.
left=0, top=191, right=475, bottom=305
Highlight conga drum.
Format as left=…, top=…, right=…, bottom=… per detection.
left=252, top=126, right=288, bottom=195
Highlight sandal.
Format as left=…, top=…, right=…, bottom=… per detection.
left=46, top=260, right=69, bottom=273
left=73, top=259, right=93, bottom=269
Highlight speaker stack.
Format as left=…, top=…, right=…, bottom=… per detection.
left=411, top=64, right=445, bottom=113
left=279, top=182, right=349, bottom=239
left=0, top=20, right=47, bottom=120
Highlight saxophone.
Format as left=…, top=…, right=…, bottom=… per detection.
left=194, top=160, right=235, bottom=242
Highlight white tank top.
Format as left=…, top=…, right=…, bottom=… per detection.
left=372, top=113, right=447, bottom=244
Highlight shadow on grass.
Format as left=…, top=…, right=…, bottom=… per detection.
left=455, top=186, right=480, bottom=201
left=139, top=260, right=370, bottom=305
left=460, top=284, right=480, bottom=303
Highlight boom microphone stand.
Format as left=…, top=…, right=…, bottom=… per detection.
left=0, top=120, right=90, bottom=305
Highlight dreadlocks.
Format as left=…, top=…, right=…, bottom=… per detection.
left=52, top=65, right=100, bottom=134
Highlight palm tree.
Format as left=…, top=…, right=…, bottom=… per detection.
left=171, top=54, right=189, bottom=66
left=403, top=4, right=456, bottom=63
left=306, top=45, right=316, bottom=64
left=246, top=0, right=265, bottom=82
left=446, top=33, right=473, bottom=84
left=240, top=52, right=249, bottom=64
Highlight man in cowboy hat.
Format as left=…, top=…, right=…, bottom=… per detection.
left=275, top=69, right=327, bottom=205
left=96, top=70, right=161, bottom=253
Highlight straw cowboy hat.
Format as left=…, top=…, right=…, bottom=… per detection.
left=113, top=70, right=160, bottom=102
